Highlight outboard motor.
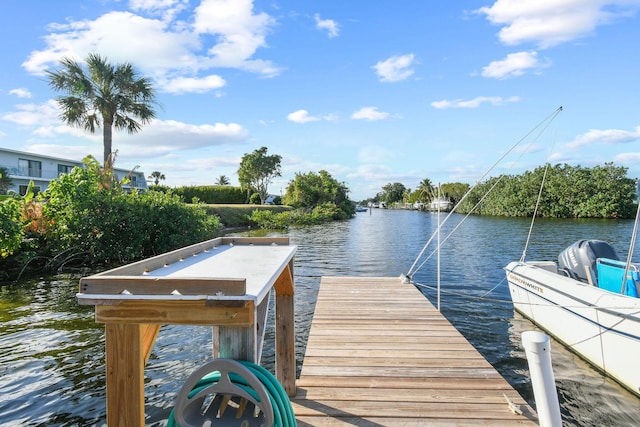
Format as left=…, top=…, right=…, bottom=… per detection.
left=558, top=239, right=619, bottom=284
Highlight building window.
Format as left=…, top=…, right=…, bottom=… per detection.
left=19, top=185, right=40, bottom=196
left=58, top=164, right=74, bottom=176
left=18, top=159, right=42, bottom=178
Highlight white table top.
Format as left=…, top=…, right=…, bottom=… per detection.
left=77, top=243, right=297, bottom=305
left=145, top=244, right=296, bottom=302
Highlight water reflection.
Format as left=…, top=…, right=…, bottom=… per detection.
left=0, top=210, right=638, bottom=426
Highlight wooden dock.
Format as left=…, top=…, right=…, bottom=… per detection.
left=291, top=276, right=538, bottom=426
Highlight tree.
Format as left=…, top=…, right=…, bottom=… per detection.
left=455, top=163, right=636, bottom=218
left=148, top=171, right=166, bottom=185
left=0, top=166, right=12, bottom=195
left=379, top=182, right=407, bottom=204
left=237, top=147, right=282, bottom=204
left=415, top=178, right=433, bottom=202
left=284, top=170, right=353, bottom=213
left=215, top=175, right=230, bottom=186
left=46, top=53, right=158, bottom=170
left=439, top=182, right=470, bottom=205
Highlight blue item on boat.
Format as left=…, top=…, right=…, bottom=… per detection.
left=596, top=258, right=639, bottom=297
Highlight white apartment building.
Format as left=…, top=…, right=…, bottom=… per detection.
left=0, top=147, right=149, bottom=195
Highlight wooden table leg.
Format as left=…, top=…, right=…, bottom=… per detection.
left=274, top=263, right=296, bottom=396
left=105, top=323, right=146, bottom=427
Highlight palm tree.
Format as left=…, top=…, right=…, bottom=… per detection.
left=148, top=171, right=166, bottom=185
left=416, top=178, right=434, bottom=202
left=46, top=53, right=158, bottom=170
left=215, top=175, right=230, bottom=186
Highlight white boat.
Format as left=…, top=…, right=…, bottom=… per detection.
left=429, top=197, right=452, bottom=212
left=505, top=237, right=640, bottom=396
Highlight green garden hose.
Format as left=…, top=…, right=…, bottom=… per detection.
left=167, top=359, right=296, bottom=427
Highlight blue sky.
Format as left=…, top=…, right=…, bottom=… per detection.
left=1, top=0, right=639, bottom=200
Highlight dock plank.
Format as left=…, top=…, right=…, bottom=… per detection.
left=292, top=276, right=537, bottom=426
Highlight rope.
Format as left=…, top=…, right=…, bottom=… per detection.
left=167, top=360, right=296, bottom=427
left=412, top=279, right=640, bottom=310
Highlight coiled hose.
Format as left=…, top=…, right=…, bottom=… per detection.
left=167, top=359, right=296, bottom=427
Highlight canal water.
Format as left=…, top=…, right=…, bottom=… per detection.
left=1, top=209, right=639, bottom=426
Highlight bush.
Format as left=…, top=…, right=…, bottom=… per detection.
left=204, top=205, right=290, bottom=228
left=173, top=185, right=247, bottom=204
left=249, top=193, right=261, bottom=204
left=41, top=161, right=220, bottom=264
left=249, top=202, right=350, bottom=229
left=0, top=197, right=24, bottom=258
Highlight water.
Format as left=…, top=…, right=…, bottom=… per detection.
left=1, top=209, right=639, bottom=426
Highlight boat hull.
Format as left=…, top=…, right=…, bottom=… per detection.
left=505, top=261, right=640, bottom=397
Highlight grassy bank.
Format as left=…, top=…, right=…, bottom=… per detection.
left=204, top=204, right=292, bottom=228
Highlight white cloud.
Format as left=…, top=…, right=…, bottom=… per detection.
left=24, top=143, right=101, bottom=161
left=612, top=152, right=640, bottom=166
left=193, top=0, right=279, bottom=75
left=481, top=51, right=549, bottom=79
left=126, top=119, right=249, bottom=150
left=21, top=0, right=280, bottom=93
left=2, top=99, right=248, bottom=158
left=373, top=54, right=415, bottom=82
left=287, top=109, right=321, bottom=123
left=476, top=0, right=640, bottom=49
left=1, top=100, right=60, bottom=126
left=347, top=163, right=393, bottom=180
left=161, top=74, right=226, bottom=94
left=314, top=13, right=339, bottom=38
left=567, top=126, right=640, bottom=148
left=351, top=106, right=390, bottom=121
left=9, top=88, right=32, bottom=98
left=431, top=96, right=520, bottom=109
left=357, top=146, right=395, bottom=164
left=129, top=0, right=189, bottom=21
left=23, top=12, right=197, bottom=75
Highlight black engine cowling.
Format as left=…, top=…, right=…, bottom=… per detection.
left=558, top=239, right=619, bottom=283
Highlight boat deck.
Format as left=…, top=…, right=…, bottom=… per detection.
left=291, top=276, right=538, bottom=426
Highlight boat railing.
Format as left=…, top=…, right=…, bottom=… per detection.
left=596, top=258, right=640, bottom=297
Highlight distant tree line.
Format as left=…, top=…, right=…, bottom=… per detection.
left=456, top=163, right=637, bottom=218
left=366, top=163, right=637, bottom=219
left=367, top=179, right=470, bottom=207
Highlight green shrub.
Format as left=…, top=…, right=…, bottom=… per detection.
left=249, top=202, right=350, bottom=229
left=0, top=197, right=24, bottom=258
left=173, top=185, right=247, bottom=204
left=41, top=161, right=220, bottom=264
left=249, top=209, right=291, bottom=229
left=249, top=193, right=261, bottom=204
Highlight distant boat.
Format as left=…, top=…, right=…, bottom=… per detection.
left=505, top=220, right=640, bottom=395
left=355, top=205, right=368, bottom=212
left=429, top=197, right=452, bottom=212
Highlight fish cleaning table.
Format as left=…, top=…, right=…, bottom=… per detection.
left=77, top=237, right=297, bottom=427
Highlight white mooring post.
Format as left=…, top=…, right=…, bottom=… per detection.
left=522, top=331, right=562, bottom=427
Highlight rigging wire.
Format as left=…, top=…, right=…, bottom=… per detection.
left=406, top=105, right=564, bottom=279
left=412, top=279, right=640, bottom=312
left=520, top=124, right=562, bottom=262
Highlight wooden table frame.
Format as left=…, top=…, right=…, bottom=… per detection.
left=77, top=237, right=296, bottom=427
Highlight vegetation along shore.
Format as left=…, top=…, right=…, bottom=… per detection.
left=1, top=54, right=637, bottom=281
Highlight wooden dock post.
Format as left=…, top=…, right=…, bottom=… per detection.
left=77, top=237, right=297, bottom=426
